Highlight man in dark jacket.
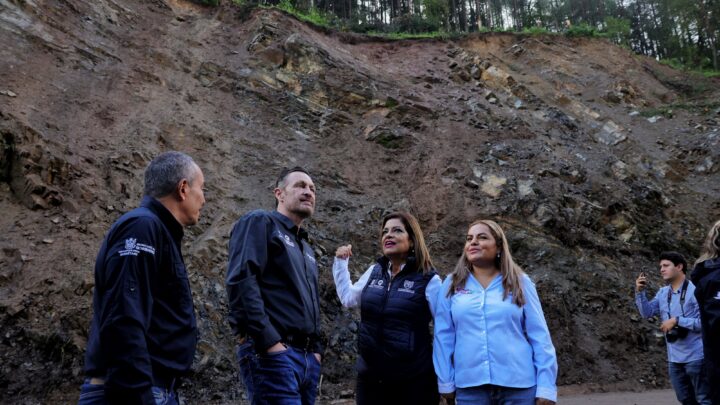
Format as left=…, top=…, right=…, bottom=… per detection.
left=226, top=166, right=322, bottom=405
left=692, top=255, right=720, bottom=404
left=79, top=151, right=205, bottom=405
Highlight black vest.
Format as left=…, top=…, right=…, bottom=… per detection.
left=357, top=256, right=436, bottom=380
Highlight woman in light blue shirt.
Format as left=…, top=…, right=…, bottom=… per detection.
left=433, top=219, right=558, bottom=405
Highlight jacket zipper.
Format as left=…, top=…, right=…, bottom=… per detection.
left=298, top=238, right=319, bottom=333
left=377, top=266, right=396, bottom=343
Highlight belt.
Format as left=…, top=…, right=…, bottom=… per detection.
left=235, top=334, right=318, bottom=351
left=284, top=334, right=318, bottom=351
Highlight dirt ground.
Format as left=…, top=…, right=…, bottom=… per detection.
left=561, top=389, right=677, bottom=405
left=1, top=0, right=719, bottom=403
left=324, top=389, right=679, bottom=405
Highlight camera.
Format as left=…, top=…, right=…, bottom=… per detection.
left=666, top=326, right=689, bottom=343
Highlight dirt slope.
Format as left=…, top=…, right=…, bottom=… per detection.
left=1, top=0, right=719, bottom=403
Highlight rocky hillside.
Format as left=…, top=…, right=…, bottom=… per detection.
left=1, top=0, right=719, bottom=403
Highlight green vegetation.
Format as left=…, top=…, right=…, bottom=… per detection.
left=603, top=16, right=631, bottom=46
left=565, top=23, right=597, bottom=38
left=365, top=31, right=458, bottom=40
left=659, top=58, right=720, bottom=78
left=521, top=26, right=552, bottom=36
left=421, top=0, right=448, bottom=33
left=215, top=0, right=720, bottom=73
left=271, top=0, right=333, bottom=26
left=641, top=99, right=720, bottom=118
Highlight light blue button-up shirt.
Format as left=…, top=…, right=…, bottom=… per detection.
left=635, top=280, right=703, bottom=363
left=433, top=273, right=558, bottom=401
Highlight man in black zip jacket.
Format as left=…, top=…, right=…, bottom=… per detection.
left=226, top=166, right=322, bottom=405
left=79, top=152, right=205, bottom=405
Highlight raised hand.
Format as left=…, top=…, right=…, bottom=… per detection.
left=335, top=244, right=353, bottom=259
left=635, top=272, right=647, bottom=292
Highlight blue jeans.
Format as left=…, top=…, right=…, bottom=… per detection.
left=77, top=380, right=178, bottom=405
left=456, top=384, right=536, bottom=405
left=668, top=360, right=712, bottom=405
left=236, top=341, right=321, bottom=405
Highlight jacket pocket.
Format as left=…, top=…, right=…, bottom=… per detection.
left=382, top=328, right=415, bottom=358
left=172, top=263, right=193, bottom=304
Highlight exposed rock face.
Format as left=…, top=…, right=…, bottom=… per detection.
left=1, top=1, right=719, bottom=403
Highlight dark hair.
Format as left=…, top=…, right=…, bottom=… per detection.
left=274, top=166, right=311, bottom=207
left=144, top=151, right=198, bottom=198
left=381, top=212, right=434, bottom=274
left=276, top=166, right=311, bottom=189
left=660, top=251, right=688, bottom=274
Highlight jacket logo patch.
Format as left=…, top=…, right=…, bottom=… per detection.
left=398, top=280, right=415, bottom=294
left=119, top=238, right=156, bottom=257
left=455, top=288, right=473, bottom=295
left=369, top=279, right=384, bottom=289
left=278, top=231, right=296, bottom=248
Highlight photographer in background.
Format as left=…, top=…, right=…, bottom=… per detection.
left=635, top=252, right=710, bottom=405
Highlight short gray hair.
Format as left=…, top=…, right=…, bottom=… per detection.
left=143, top=151, right=198, bottom=198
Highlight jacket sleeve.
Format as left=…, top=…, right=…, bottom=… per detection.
left=691, top=265, right=705, bottom=315
left=225, top=213, right=281, bottom=351
left=522, top=277, right=558, bottom=402
left=98, top=217, right=159, bottom=405
left=635, top=290, right=660, bottom=319
left=332, top=258, right=372, bottom=308
left=433, top=276, right=456, bottom=394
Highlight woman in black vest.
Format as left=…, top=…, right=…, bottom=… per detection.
left=332, top=212, right=442, bottom=405
left=691, top=219, right=720, bottom=403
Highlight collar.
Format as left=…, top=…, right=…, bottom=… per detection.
left=140, top=196, right=184, bottom=244
left=468, top=272, right=502, bottom=290
left=271, top=210, right=309, bottom=241
left=669, top=278, right=689, bottom=294
left=705, top=258, right=720, bottom=269
left=377, top=255, right=418, bottom=275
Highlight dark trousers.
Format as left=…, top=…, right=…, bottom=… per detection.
left=706, top=359, right=720, bottom=404
left=236, top=341, right=321, bottom=405
left=355, top=369, right=439, bottom=405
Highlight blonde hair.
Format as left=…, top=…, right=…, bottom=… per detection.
left=696, top=220, right=720, bottom=265
left=447, top=219, right=526, bottom=307
left=381, top=212, right=434, bottom=274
